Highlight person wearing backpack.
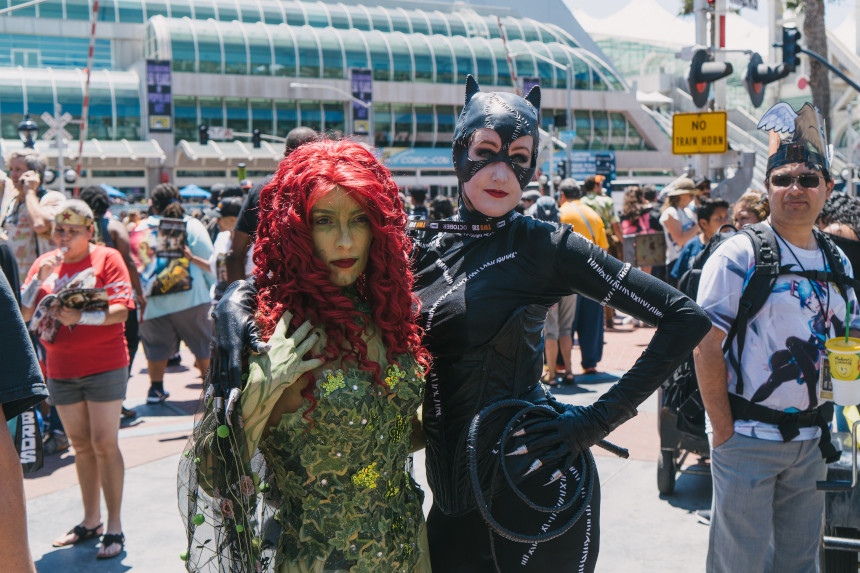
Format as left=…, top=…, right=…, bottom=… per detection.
left=694, top=102, right=860, bottom=573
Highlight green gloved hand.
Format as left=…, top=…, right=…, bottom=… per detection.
left=241, top=312, right=324, bottom=452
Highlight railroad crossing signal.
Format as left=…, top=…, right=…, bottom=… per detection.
left=41, top=110, right=73, bottom=142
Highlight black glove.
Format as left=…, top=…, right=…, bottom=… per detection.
left=507, top=388, right=637, bottom=482
left=210, top=279, right=268, bottom=421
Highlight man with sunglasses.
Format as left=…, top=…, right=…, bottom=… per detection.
left=693, top=104, right=860, bottom=572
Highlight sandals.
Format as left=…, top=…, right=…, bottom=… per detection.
left=53, top=523, right=103, bottom=547
left=561, top=373, right=576, bottom=385
left=97, top=532, right=125, bottom=560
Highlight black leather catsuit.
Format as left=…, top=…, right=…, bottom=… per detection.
left=413, top=206, right=711, bottom=571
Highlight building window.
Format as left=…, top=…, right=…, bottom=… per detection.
left=322, top=101, right=345, bottom=138
left=275, top=100, right=299, bottom=135
left=225, top=98, right=249, bottom=139
left=12, top=49, right=39, bottom=67
left=173, top=95, right=198, bottom=143
left=392, top=104, right=413, bottom=147
left=373, top=102, right=392, bottom=148
left=414, top=105, right=434, bottom=147
left=298, top=100, right=322, bottom=132
left=250, top=98, right=274, bottom=138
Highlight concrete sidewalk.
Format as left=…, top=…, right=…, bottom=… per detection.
left=24, top=324, right=712, bottom=572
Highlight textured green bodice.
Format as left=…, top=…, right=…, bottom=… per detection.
left=260, top=354, right=425, bottom=573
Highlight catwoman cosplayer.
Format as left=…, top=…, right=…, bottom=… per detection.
left=209, top=77, right=711, bottom=572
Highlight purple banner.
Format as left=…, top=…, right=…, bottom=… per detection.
left=351, top=68, right=372, bottom=135
left=147, top=59, right=172, bottom=133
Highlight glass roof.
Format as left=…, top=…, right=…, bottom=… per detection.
left=146, top=16, right=624, bottom=89
left=22, top=0, right=581, bottom=49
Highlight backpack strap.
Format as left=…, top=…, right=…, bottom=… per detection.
left=811, top=228, right=860, bottom=295
left=723, top=223, right=781, bottom=396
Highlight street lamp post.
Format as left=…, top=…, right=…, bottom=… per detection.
left=508, top=52, right=573, bottom=179
left=17, top=115, right=39, bottom=149
left=290, top=82, right=374, bottom=145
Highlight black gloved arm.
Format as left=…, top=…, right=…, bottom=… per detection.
left=507, top=226, right=711, bottom=480
left=209, top=279, right=268, bottom=422
left=550, top=227, right=712, bottom=410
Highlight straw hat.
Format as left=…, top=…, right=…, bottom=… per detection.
left=664, top=177, right=699, bottom=197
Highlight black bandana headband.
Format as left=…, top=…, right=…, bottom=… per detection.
left=452, top=75, right=541, bottom=190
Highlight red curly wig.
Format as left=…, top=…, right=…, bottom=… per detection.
left=254, top=139, right=430, bottom=393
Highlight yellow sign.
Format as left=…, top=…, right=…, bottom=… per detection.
left=672, top=111, right=728, bottom=155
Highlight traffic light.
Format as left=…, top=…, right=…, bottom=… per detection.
left=688, top=47, right=733, bottom=109
left=782, top=26, right=802, bottom=72
left=557, top=160, right=567, bottom=179
left=252, top=128, right=262, bottom=148
left=744, top=52, right=790, bottom=108
left=198, top=124, right=209, bottom=145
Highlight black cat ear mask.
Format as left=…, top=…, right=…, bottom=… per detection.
left=452, top=75, right=541, bottom=190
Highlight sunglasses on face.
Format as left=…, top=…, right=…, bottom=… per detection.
left=769, top=173, right=821, bottom=189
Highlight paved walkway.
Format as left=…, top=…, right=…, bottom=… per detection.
left=24, top=320, right=712, bottom=572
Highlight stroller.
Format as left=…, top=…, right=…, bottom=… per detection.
left=657, top=354, right=710, bottom=495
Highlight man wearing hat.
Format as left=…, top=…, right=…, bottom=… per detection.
left=658, top=176, right=700, bottom=287
left=520, top=189, right=541, bottom=214
left=693, top=175, right=711, bottom=202
left=694, top=102, right=860, bottom=572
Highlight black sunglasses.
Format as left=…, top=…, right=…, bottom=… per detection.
left=769, top=173, right=821, bottom=189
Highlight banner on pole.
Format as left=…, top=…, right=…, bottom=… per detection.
left=351, top=69, right=372, bottom=135
left=146, top=59, right=172, bottom=132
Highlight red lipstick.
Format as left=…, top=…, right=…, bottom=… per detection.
left=485, top=189, right=507, bottom=198
left=331, top=259, right=357, bottom=268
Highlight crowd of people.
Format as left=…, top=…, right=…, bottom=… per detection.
left=1, top=88, right=859, bottom=573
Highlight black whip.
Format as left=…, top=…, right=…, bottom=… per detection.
left=466, top=399, right=597, bottom=544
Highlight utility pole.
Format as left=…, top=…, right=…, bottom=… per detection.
left=849, top=103, right=856, bottom=198
left=694, top=0, right=710, bottom=180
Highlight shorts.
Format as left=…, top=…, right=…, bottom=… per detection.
left=544, top=294, right=578, bottom=340
left=139, top=303, right=213, bottom=362
left=47, top=367, right=128, bottom=405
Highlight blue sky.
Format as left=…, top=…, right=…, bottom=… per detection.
left=569, top=0, right=856, bottom=50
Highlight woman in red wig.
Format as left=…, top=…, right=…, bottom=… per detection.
left=180, top=139, right=431, bottom=573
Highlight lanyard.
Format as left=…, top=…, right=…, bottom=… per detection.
left=773, top=229, right=831, bottom=335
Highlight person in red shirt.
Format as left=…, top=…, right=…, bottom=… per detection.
left=20, top=199, right=133, bottom=560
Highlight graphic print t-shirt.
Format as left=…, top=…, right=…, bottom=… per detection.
left=697, top=227, right=860, bottom=441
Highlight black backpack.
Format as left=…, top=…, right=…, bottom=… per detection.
left=664, top=222, right=859, bottom=433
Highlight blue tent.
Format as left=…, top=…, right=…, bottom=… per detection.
left=100, top=183, right=127, bottom=199
left=179, top=184, right=211, bottom=199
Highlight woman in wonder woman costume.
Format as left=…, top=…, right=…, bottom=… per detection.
left=208, top=77, right=711, bottom=572
left=179, top=139, right=431, bottom=573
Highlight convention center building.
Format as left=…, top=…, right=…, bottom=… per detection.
left=0, top=0, right=680, bottom=196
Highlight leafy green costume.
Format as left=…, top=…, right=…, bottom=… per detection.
left=179, top=312, right=430, bottom=573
